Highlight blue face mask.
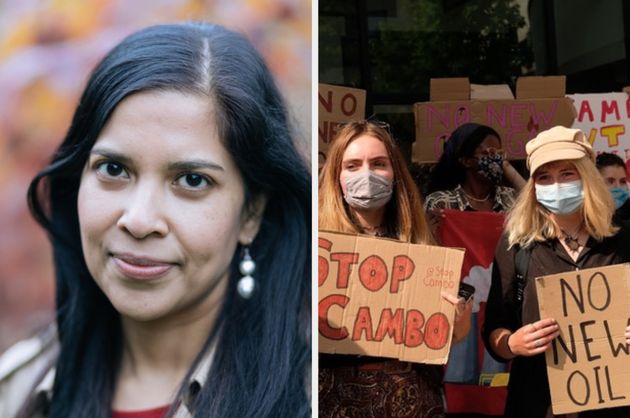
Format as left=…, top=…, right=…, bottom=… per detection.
left=535, top=180, right=584, bottom=214
left=610, top=187, right=629, bottom=209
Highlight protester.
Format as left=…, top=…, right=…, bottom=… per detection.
left=318, top=120, right=472, bottom=418
left=423, top=124, right=523, bottom=417
left=595, top=152, right=630, bottom=223
left=425, top=123, right=525, bottom=213
left=0, top=22, right=310, bottom=418
left=483, top=126, right=630, bottom=418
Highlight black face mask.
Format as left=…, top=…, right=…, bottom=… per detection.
left=477, top=154, right=504, bottom=185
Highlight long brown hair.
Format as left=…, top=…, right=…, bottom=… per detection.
left=319, top=120, right=433, bottom=244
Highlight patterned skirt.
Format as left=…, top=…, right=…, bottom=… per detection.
left=319, top=355, right=445, bottom=418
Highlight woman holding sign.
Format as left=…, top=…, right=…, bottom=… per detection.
left=483, top=126, right=630, bottom=417
left=319, top=120, right=472, bottom=417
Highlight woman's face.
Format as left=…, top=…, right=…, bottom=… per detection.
left=339, top=134, right=394, bottom=194
left=471, top=134, right=503, bottom=160
left=533, top=160, right=581, bottom=185
left=78, top=90, right=262, bottom=323
left=599, top=165, right=628, bottom=190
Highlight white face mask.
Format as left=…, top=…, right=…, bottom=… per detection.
left=343, top=170, right=393, bottom=210
left=534, top=180, right=584, bottom=214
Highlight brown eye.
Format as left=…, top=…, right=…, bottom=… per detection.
left=96, top=161, right=128, bottom=178
left=186, top=174, right=203, bottom=187
left=175, top=173, right=211, bottom=190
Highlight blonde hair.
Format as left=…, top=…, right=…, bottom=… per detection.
left=319, top=121, right=433, bottom=244
left=506, top=156, right=617, bottom=248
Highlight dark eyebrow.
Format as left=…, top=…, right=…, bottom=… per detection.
left=167, top=160, right=224, bottom=172
left=90, top=148, right=132, bottom=166
left=90, top=147, right=224, bottom=172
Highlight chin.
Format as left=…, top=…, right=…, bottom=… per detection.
left=104, top=287, right=174, bottom=322
left=112, top=302, right=171, bottom=322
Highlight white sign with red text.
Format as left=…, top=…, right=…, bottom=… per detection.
left=568, top=93, right=630, bottom=161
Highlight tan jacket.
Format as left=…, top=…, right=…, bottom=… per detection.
left=0, top=324, right=57, bottom=418
left=0, top=325, right=215, bottom=418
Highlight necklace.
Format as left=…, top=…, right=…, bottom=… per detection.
left=462, top=189, right=491, bottom=203
left=561, top=227, right=582, bottom=251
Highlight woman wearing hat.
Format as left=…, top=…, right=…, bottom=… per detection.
left=482, top=126, right=630, bottom=417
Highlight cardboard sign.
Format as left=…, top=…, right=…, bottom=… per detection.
left=413, top=77, right=576, bottom=163
left=536, top=264, right=630, bottom=414
left=318, top=83, right=366, bottom=163
left=318, top=230, right=465, bottom=364
left=569, top=93, right=630, bottom=159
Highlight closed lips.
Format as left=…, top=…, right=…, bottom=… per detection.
left=111, top=253, right=176, bottom=280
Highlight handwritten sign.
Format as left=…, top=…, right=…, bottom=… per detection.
left=569, top=93, right=630, bottom=160
left=536, top=264, right=630, bottom=414
left=318, top=84, right=366, bottom=165
left=318, top=230, right=465, bottom=364
left=413, top=99, right=575, bottom=162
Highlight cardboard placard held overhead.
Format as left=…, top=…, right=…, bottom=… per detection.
left=430, top=78, right=470, bottom=101
left=318, top=83, right=366, bottom=163
left=413, top=76, right=576, bottom=163
left=568, top=92, right=630, bottom=159
left=536, top=264, right=630, bottom=415
left=318, top=230, right=465, bottom=364
left=470, top=83, right=514, bottom=100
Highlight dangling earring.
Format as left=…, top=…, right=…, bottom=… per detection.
left=237, top=246, right=256, bottom=299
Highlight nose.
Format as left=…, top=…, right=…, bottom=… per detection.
left=117, top=184, right=169, bottom=239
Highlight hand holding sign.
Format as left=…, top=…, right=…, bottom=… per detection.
left=318, top=231, right=466, bottom=364
left=536, top=264, right=630, bottom=414
left=441, top=291, right=473, bottom=344
left=508, top=318, right=560, bottom=356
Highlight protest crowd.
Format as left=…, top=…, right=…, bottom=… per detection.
left=318, top=119, right=630, bottom=418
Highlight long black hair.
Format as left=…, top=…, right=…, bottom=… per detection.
left=27, top=22, right=310, bottom=418
left=427, top=122, right=501, bottom=193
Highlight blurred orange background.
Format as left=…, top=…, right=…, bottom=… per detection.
left=0, top=0, right=311, bottom=352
